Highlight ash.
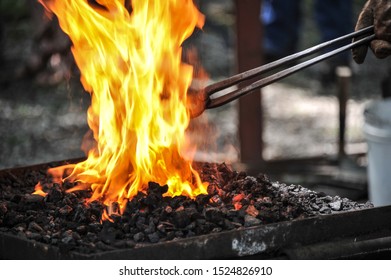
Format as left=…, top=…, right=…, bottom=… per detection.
left=0, top=162, right=372, bottom=255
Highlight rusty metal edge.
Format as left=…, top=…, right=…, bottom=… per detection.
left=0, top=158, right=85, bottom=176
left=2, top=205, right=391, bottom=259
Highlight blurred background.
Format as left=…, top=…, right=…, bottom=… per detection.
left=0, top=0, right=390, bottom=182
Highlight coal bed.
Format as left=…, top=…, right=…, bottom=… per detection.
left=2, top=158, right=391, bottom=260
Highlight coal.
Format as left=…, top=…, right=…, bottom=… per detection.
left=0, top=161, right=372, bottom=255
left=244, top=215, right=262, bottom=227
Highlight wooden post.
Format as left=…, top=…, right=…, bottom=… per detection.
left=235, top=0, right=264, bottom=163
left=336, top=66, right=351, bottom=158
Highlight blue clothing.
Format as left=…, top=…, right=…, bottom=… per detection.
left=261, top=0, right=353, bottom=63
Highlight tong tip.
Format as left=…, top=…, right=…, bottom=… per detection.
left=187, top=87, right=208, bottom=119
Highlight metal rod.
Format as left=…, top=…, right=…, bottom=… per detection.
left=204, top=25, right=374, bottom=97
left=206, top=33, right=375, bottom=109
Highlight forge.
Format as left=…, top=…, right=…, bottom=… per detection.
left=2, top=0, right=391, bottom=260
left=2, top=158, right=391, bottom=260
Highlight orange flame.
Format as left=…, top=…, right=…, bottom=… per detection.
left=33, top=182, right=48, bottom=197
left=38, top=0, right=208, bottom=218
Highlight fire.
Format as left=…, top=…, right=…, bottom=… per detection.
left=33, top=182, right=48, bottom=197
left=37, top=0, right=208, bottom=218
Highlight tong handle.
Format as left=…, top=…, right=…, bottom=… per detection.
left=205, top=26, right=375, bottom=109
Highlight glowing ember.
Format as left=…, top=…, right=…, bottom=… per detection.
left=33, top=182, right=48, bottom=197
left=37, top=0, right=208, bottom=219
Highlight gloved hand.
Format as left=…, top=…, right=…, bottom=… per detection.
left=352, top=0, right=391, bottom=64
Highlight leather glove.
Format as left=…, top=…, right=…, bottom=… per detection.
left=352, top=0, right=391, bottom=64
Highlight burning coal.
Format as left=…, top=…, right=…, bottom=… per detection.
left=1, top=161, right=372, bottom=255
left=35, top=0, right=209, bottom=219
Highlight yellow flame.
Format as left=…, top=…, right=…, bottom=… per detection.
left=38, top=0, right=208, bottom=217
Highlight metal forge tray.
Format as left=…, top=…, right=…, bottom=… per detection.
left=1, top=160, right=391, bottom=259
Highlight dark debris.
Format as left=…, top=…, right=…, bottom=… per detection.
left=0, top=162, right=372, bottom=255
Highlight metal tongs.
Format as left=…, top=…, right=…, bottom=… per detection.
left=189, top=25, right=375, bottom=118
